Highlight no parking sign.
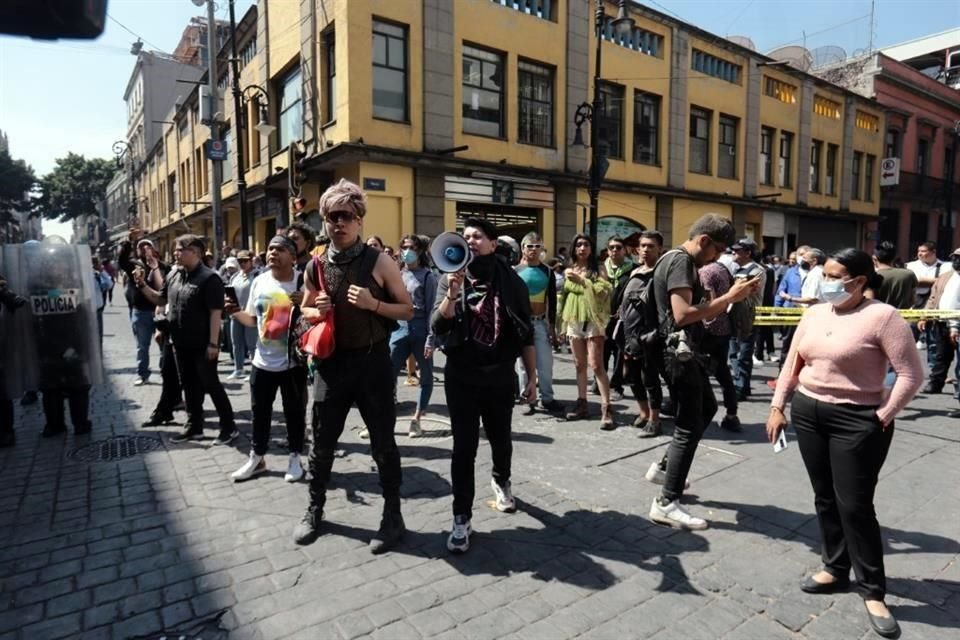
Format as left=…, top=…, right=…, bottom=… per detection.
left=206, top=138, right=228, bottom=161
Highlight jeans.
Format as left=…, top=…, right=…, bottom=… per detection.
left=702, top=333, right=738, bottom=415
left=153, top=339, right=182, bottom=418
left=390, top=322, right=434, bottom=412
left=250, top=366, right=307, bottom=456
left=516, top=317, right=555, bottom=403
left=131, top=309, right=155, bottom=381
left=446, top=378, right=514, bottom=519
left=41, top=386, right=91, bottom=431
left=603, top=324, right=625, bottom=392
left=661, top=357, right=717, bottom=503
left=923, top=322, right=938, bottom=369
left=626, top=342, right=663, bottom=409
left=308, top=346, right=401, bottom=511
left=729, top=330, right=757, bottom=396
left=928, top=323, right=960, bottom=398
left=173, top=345, right=235, bottom=432
left=792, top=391, right=893, bottom=600
left=230, top=318, right=257, bottom=372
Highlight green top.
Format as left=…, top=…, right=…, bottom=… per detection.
left=559, top=274, right=612, bottom=329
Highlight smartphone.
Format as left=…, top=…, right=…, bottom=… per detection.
left=225, top=286, right=238, bottom=304
left=774, top=429, right=788, bottom=453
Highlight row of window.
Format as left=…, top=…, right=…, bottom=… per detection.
left=688, top=108, right=739, bottom=177
left=490, top=0, right=555, bottom=21
left=601, top=16, right=664, bottom=58
left=691, top=49, right=741, bottom=85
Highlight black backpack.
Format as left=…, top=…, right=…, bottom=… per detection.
left=618, top=249, right=681, bottom=358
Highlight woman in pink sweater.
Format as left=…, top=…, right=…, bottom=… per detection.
left=767, top=248, right=923, bottom=639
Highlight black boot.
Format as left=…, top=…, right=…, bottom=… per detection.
left=369, top=500, right=405, bottom=555
left=293, top=504, right=323, bottom=545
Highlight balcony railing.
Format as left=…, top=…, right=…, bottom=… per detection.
left=490, top=0, right=555, bottom=22
left=882, top=170, right=957, bottom=206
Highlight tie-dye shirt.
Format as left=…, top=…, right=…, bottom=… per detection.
left=245, top=270, right=298, bottom=371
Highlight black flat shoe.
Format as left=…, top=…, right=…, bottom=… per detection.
left=800, top=574, right=850, bottom=594
left=865, top=601, right=900, bottom=638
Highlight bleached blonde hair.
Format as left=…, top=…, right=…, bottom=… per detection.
left=319, top=178, right=368, bottom=218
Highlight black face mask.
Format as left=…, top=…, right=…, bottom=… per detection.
left=798, top=262, right=809, bottom=271
left=951, top=257, right=960, bottom=272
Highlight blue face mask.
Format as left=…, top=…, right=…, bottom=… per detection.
left=400, top=248, right=418, bottom=265
left=821, top=279, right=852, bottom=306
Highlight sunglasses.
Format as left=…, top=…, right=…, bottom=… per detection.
left=608, top=245, right=624, bottom=251
left=324, top=210, right=358, bottom=223
left=524, top=244, right=542, bottom=250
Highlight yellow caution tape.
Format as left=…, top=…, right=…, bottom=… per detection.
left=752, top=306, right=960, bottom=326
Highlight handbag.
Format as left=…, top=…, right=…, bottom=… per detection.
left=296, top=257, right=336, bottom=360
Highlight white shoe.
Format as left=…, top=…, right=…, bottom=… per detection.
left=284, top=453, right=304, bottom=482
left=491, top=478, right=516, bottom=513
left=231, top=452, right=266, bottom=482
left=768, top=356, right=780, bottom=363
left=447, top=515, right=472, bottom=553
left=226, top=371, right=243, bottom=380
left=650, top=497, right=708, bottom=530
left=752, top=357, right=765, bottom=367
left=916, top=340, right=925, bottom=350
left=408, top=419, right=423, bottom=438
left=133, top=378, right=147, bottom=387
left=644, top=462, right=690, bottom=489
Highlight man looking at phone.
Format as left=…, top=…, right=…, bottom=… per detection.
left=727, top=239, right=766, bottom=401
left=118, top=232, right=169, bottom=385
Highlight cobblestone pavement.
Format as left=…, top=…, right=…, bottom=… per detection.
left=1, top=306, right=958, bottom=639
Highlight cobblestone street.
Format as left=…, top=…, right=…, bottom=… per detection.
left=1, top=306, right=958, bottom=639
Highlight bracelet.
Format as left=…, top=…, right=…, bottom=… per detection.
left=771, top=406, right=784, bottom=414
left=445, top=294, right=460, bottom=302
left=208, top=342, right=219, bottom=348
left=375, top=300, right=381, bottom=313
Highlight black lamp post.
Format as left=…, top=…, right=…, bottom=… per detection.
left=112, top=140, right=136, bottom=238
left=572, top=0, right=635, bottom=243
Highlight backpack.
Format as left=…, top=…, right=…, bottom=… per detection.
left=618, top=249, right=682, bottom=358
left=729, top=263, right=764, bottom=339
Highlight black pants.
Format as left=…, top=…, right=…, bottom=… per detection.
left=308, top=346, right=401, bottom=511
left=604, top=333, right=625, bottom=391
left=779, top=326, right=797, bottom=372
left=755, top=326, right=775, bottom=360
left=702, top=333, right=737, bottom=416
left=173, top=345, right=235, bottom=432
left=661, top=357, right=717, bottom=502
left=928, top=323, right=957, bottom=393
left=0, top=396, right=13, bottom=435
left=626, top=343, right=663, bottom=410
left=41, top=386, right=91, bottom=431
left=792, top=391, right=893, bottom=601
left=153, top=339, right=183, bottom=418
left=250, top=366, right=307, bottom=456
left=446, top=377, right=514, bottom=519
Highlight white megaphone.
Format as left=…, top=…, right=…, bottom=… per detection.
left=430, top=231, right=472, bottom=273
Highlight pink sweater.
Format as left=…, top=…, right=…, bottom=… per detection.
left=772, top=300, right=923, bottom=425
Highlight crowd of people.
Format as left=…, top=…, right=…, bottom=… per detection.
left=6, top=177, right=960, bottom=638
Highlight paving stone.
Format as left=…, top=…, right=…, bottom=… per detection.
left=16, top=576, right=73, bottom=606
left=46, top=589, right=92, bottom=618
left=93, top=577, right=135, bottom=605
left=160, top=600, right=194, bottom=629
left=21, top=612, right=84, bottom=639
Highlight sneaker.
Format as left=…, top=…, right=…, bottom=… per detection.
left=609, top=388, right=625, bottom=401
left=133, top=378, right=147, bottom=387
left=293, top=506, right=323, bottom=545
left=169, top=426, right=204, bottom=444
left=284, top=453, right=304, bottom=482
left=649, top=498, right=708, bottom=531
left=41, top=424, right=67, bottom=438
left=916, top=340, right=925, bottom=350
left=491, top=478, right=516, bottom=513
left=719, top=415, right=742, bottom=432
left=214, top=428, right=239, bottom=445
left=447, top=515, right=472, bottom=553
left=404, top=374, right=419, bottom=387
left=768, top=356, right=780, bottom=363
left=369, top=511, right=406, bottom=555
left=541, top=399, right=565, bottom=413
left=637, top=420, right=661, bottom=438
left=752, top=357, right=765, bottom=367
left=644, top=462, right=689, bottom=488
left=408, top=420, right=423, bottom=438
left=231, top=452, right=266, bottom=482
left=226, top=371, right=243, bottom=380
left=141, top=413, right=175, bottom=427
left=522, top=403, right=536, bottom=416
left=660, top=401, right=676, bottom=418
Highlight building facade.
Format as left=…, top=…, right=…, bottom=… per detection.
left=133, top=0, right=886, bottom=258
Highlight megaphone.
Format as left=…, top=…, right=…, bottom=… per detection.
left=430, top=231, right=472, bottom=273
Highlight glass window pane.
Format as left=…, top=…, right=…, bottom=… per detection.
left=388, top=37, right=405, bottom=69
left=373, top=67, right=406, bottom=121
left=373, top=34, right=387, bottom=66
left=373, top=21, right=403, bottom=38
left=482, top=60, right=502, bottom=90
left=463, top=88, right=502, bottom=137
left=463, top=57, right=482, bottom=86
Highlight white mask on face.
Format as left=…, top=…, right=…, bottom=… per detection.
left=821, top=279, right=854, bottom=306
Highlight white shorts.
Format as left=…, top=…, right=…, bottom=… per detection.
left=565, top=321, right=604, bottom=340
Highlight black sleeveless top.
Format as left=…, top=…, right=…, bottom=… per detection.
left=325, top=245, right=391, bottom=352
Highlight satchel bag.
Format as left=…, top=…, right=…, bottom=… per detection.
left=293, top=257, right=336, bottom=362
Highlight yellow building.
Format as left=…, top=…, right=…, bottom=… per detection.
left=132, top=0, right=885, bottom=259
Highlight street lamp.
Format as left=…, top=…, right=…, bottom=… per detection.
left=572, top=0, right=635, bottom=242
left=241, top=85, right=276, bottom=137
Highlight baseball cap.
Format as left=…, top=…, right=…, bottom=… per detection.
left=224, top=257, right=240, bottom=270
left=236, top=249, right=253, bottom=260
left=951, top=248, right=960, bottom=257
left=731, top=238, right=757, bottom=251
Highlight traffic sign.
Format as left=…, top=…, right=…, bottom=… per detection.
left=880, top=157, right=899, bottom=186
left=206, top=139, right=228, bottom=161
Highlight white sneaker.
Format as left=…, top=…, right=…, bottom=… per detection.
left=231, top=453, right=266, bottom=482
left=226, top=370, right=243, bottom=380
left=408, top=419, right=423, bottom=438
left=752, top=357, right=765, bottom=367
left=133, top=378, right=147, bottom=387
left=447, top=515, right=472, bottom=553
left=916, top=340, right=925, bottom=350
left=491, top=478, right=516, bottom=513
left=644, top=462, right=690, bottom=489
left=284, top=453, right=304, bottom=482
left=650, top=497, right=708, bottom=530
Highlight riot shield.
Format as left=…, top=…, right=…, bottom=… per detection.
left=19, top=241, right=104, bottom=391
left=0, top=243, right=35, bottom=399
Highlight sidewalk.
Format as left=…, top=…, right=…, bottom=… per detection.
left=0, top=305, right=958, bottom=639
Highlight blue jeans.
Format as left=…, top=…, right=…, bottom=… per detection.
left=517, top=317, right=555, bottom=403
left=230, top=318, right=257, bottom=372
left=729, top=330, right=756, bottom=396
left=390, top=322, right=434, bottom=412
left=130, top=309, right=155, bottom=381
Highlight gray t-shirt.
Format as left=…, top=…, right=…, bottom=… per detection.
left=653, top=249, right=704, bottom=346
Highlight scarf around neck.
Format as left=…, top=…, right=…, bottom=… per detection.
left=323, top=238, right=366, bottom=296
left=465, top=254, right=503, bottom=348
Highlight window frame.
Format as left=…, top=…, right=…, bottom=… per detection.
left=810, top=139, right=822, bottom=193
left=864, top=154, right=875, bottom=202
left=917, top=138, right=929, bottom=176
left=851, top=151, right=862, bottom=201
left=323, top=29, right=336, bottom=124
left=760, top=126, right=774, bottom=185
left=885, top=128, right=901, bottom=159
left=778, top=131, right=793, bottom=189
left=372, top=18, right=409, bottom=123
left=688, top=106, right=711, bottom=175
left=462, top=43, right=506, bottom=139
left=632, top=90, right=661, bottom=166
left=598, top=81, right=625, bottom=160
left=517, top=58, right=555, bottom=148
left=717, top=114, right=738, bottom=180
left=276, top=65, right=303, bottom=151
left=825, top=143, right=838, bottom=196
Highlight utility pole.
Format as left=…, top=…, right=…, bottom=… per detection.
left=205, top=0, right=224, bottom=263
left=228, top=0, right=250, bottom=250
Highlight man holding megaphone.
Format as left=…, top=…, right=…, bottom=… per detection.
left=432, top=218, right=537, bottom=554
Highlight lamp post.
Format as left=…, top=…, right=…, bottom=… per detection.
left=572, top=1, right=634, bottom=242
left=112, top=140, right=134, bottom=244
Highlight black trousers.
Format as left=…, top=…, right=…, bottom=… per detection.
left=792, top=391, right=893, bottom=601
left=928, top=323, right=957, bottom=393
left=604, top=332, right=626, bottom=391
left=755, top=326, right=775, bottom=360
left=626, top=343, right=664, bottom=410
left=446, top=377, right=514, bottom=519
left=173, top=345, right=235, bottom=432
left=41, top=386, right=91, bottom=431
left=661, top=357, right=717, bottom=503
left=0, top=396, right=13, bottom=435
left=250, top=366, right=307, bottom=456
left=153, top=339, right=183, bottom=417
left=702, top=333, right=738, bottom=416
left=308, top=346, right=401, bottom=511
